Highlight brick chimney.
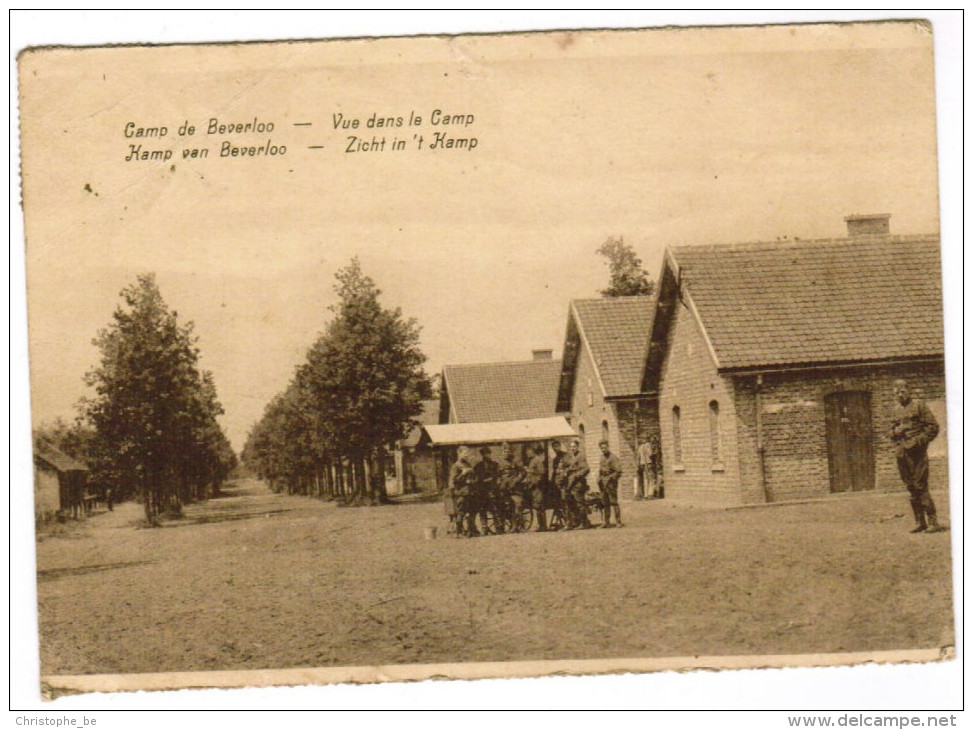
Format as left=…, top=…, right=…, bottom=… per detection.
left=532, top=349, right=553, bottom=361
left=844, top=213, right=890, bottom=236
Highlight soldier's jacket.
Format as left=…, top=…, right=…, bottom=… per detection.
left=565, top=450, right=590, bottom=489
left=552, top=452, right=567, bottom=486
left=498, top=454, right=526, bottom=493
left=890, top=398, right=939, bottom=454
left=525, top=453, right=547, bottom=488
left=599, top=452, right=622, bottom=488
left=473, top=457, right=500, bottom=494
left=449, top=457, right=475, bottom=496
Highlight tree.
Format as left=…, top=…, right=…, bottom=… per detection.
left=243, top=258, right=432, bottom=505
left=597, top=236, right=654, bottom=297
left=300, top=258, right=432, bottom=503
left=32, top=417, right=95, bottom=460
left=81, top=273, right=233, bottom=523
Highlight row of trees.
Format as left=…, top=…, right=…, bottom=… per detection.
left=38, top=274, right=237, bottom=523
left=35, top=238, right=647, bottom=521
left=242, top=259, right=432, bottom=504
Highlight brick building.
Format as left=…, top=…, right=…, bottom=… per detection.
left=642, top=218, right=947, bottom=506
left=556, top=297, right=657, bottom=499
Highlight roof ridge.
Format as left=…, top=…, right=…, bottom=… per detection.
left=444, top=358, right=562, bottom=370
left=572, top=294, right=654, bottom=301
left=671, top=233, right=939, bottom=254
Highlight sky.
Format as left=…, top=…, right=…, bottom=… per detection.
left=17, top=18, right=943, bottom=453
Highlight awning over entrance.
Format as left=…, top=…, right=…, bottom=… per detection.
left=422, top=416, right=576, bottom=446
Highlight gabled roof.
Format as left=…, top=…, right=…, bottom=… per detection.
left=557, top=296, right=654, bottom=410
left=647, top=234, right=943, bottom=377
left=34, top=443, right=88, bottom=472
left=441, top=359, right=562, bottom=424
left=401, top=399, right=443, bottom=448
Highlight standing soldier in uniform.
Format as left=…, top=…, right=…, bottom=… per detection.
left=598, top=439, right=624, bottom=528
left=550, top=440, right=568, bottom=529
left=525, top=443, right=549, bottom=532
left=890, top=380, right=944, bottom=533
left=636, top=435, right=661, bottom=500
left=497, top=442, right=526, bottom=532
left=448, top=445, right=477, bottom=537
left=564, top=438, right=591, bottom=529
left=473, top=445, right=500, bottom=536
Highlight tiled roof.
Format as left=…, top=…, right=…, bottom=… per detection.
left=572, top=297, right=654, bottom=397
left=671, top=234, right=943, bottom=370
left=443, top=359, right=562, bottom=423
left=34, top=443, right=88, bottom=472
left=401, top=399, right=443, bottom=448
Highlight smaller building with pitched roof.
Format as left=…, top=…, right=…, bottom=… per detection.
left=389, top=398, right=442, bottom=496
left=435, top=352, right=564, bottom=488
left=556, top=296, right=656, bottom=498
left=642, top=216, right=948, bottom=506
left=440, top=353, right=563, bottom=426
left=33, top=442, right=89, bottom=521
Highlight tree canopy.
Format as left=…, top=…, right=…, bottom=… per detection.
left=597, top=236, right=654, bottom=297
left=243, top=259, right=431, bottom=504
left=80, top=273, right=235, bottom=522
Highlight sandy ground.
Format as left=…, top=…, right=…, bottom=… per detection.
left=34, top=479, right=953, bottom=676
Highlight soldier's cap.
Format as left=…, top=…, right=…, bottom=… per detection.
left=479, top=446, right=492, bottom=455
left=599, top=439, right=609, bottom=447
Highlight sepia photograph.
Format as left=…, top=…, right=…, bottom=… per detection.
left=11, top=10, right=962, bottom=717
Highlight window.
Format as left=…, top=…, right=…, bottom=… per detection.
left=672, top=406, right=683, bottom=468
left=578, top=423, right=586, bottom=446
left=601, top=420, right=610, bottom=446
left=709, top=400, right=723, bottom=469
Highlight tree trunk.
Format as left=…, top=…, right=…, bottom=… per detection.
left=325, top=461, right=334, bottom=498
left=375, top=450, right=389, bottom=502
left=363, top=456, right=373, bottom=502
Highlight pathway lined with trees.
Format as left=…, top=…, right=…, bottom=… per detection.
left=242, top=259, right=432, bottom=504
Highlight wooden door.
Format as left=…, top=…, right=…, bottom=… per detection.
left=824, top=391, right=875, bottom=493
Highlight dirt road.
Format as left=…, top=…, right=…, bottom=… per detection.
left=35, top=479, right=954, bottom=676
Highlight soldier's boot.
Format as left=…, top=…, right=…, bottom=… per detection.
left=613, top=505, right=623, bottom=528
left=924, top=499, right=945, bottom=533
left=601, top=505, right=612, bottom=528
left=535, top=508, right=547, bottom=532
left=580, top=506, right=592, bottom=529
left=909, top=498, right=927, bottom=533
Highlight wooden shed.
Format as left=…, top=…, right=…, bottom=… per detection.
left=33, top=443, right=89, bottom=520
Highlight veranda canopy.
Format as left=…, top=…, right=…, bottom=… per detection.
left=422, top=416, right=576, bottom=447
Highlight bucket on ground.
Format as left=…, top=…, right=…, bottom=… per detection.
left=423, top=526, right=438, bottom=540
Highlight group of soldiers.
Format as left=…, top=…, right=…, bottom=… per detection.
left=445, top=438, right=624, bottom=538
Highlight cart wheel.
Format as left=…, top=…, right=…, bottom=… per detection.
left=481, top=510, right=500, bottom=536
